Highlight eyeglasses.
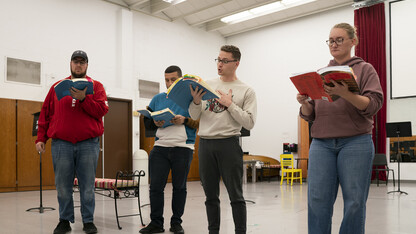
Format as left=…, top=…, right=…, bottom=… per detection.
left=72, top=60, right=87, bottom=65
left=215, top=58, right=237, bottom=64
left=326, top=37, right=345, bottom=46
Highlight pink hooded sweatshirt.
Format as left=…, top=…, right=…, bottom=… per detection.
left=300, top=56, right=383, bottom=138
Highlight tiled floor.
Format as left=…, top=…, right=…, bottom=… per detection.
left=0, top=180, right=415, bottom=234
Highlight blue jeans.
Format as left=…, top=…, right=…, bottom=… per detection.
left=148, top=146, right=193, bottom=227
left=308, top=134, right=374, bottom=234
left=51, top=137, right=100, bottom=223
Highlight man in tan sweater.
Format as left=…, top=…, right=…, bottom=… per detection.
left=189, top=45, right=257, bottom=234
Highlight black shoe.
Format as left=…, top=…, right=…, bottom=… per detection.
left=53, top=220, right=71, bottom=234
left=169, top=223, right=184, bottom=234
left=139, top=223, right=165, bottom=233
left=83, top=222, right=98, bottom=234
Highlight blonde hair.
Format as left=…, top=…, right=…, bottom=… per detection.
left=333, top=23, right=359, bottom=45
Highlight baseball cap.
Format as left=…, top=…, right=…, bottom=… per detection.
left=71, top=50, right=88, bottom=63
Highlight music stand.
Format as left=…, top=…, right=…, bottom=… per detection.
left=26, top=112, right=55, bottom=213
left=386, top=121, right=412, bottom=195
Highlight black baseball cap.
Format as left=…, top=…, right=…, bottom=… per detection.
left=71, top=50, right=88, bottom=63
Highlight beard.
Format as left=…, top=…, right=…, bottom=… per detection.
left=71, top=70, right=86, bottom=78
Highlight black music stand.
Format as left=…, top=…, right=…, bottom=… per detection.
left=26, top=112, right=55, bottom=213
left=386, top=121, right=412, bottom=195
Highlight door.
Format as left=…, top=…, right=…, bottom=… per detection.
left=0, top=99, right=17, bottom=192
left=99, top=98, right=132, bottom=179
left=17, top=100, right=54, bottom=191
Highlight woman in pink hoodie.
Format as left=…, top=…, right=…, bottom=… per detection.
left=297, top=23, right=383, bottom=234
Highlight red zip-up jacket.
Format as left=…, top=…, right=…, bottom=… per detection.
left=36, top=76, right=109, bottom=144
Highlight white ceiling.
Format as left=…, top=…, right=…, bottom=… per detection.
left=102, top=0, right=353, bottom=37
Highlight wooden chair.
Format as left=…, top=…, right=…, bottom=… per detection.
left=280, top=154, right=302, bottom=186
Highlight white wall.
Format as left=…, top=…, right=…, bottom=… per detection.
left=227, top=6, right=354, bottom=159
left=0, top=0, right=225, bottom=158
left=389, top=0, right=416, bottom=98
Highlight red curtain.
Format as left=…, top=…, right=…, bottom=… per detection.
left=354, top=3, right=387, bottom=180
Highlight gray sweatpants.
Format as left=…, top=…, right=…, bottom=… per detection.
left=198, top=136, right=246, bottom=234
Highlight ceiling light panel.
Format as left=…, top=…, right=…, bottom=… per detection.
left=250, top=1, right=283, bottom=14
left=163, top=0, right=186, bottom=4
left=221, top=0, right=316, bottom=24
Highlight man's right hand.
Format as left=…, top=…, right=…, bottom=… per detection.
left=190, top=85, right=206, bottom=105
left=36, top=142, right=45, bottom=153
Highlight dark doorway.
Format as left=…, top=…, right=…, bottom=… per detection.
left=96, top=98, right=132, bottom=179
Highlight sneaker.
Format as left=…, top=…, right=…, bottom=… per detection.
left=169, top=223, right=184, bottom=234
left=83, top=222, right=98, bottom=234
left=53, top=220, right=71, bottom=234
left=139, top=223, right=165, bottom=233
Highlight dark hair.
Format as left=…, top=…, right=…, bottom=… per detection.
left=220, top=45, right=241, bottom=61
left=164, top=65, right=182, bottom=77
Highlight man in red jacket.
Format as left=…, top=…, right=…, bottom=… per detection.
left=35, top=50, right=109, bottom=234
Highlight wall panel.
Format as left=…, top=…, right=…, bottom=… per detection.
left=0, top=99, right=17, bottom=192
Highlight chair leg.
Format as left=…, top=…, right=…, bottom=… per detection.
left=392, top=171, right=395, bottom=187
left=137, top=186, right=145, bottom=226
left=114, top=190, right=122, bottom=230
left=376, top=171, right=379, bottom=187
left=280, top=171, right=284, bottom=185
left=300, top=171, right=302, bottom=185
left=291, top=172, right=293, bottom=186
left=386, top=171, right=388, bottom=186
left=268, top=168, right=271, bottom=183
left=287, top=172, right=290, bottom=184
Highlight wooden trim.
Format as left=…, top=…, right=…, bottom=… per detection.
left=298, top=116, right=310, bottom=178
left=15, top=185, right=56, bottom=192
